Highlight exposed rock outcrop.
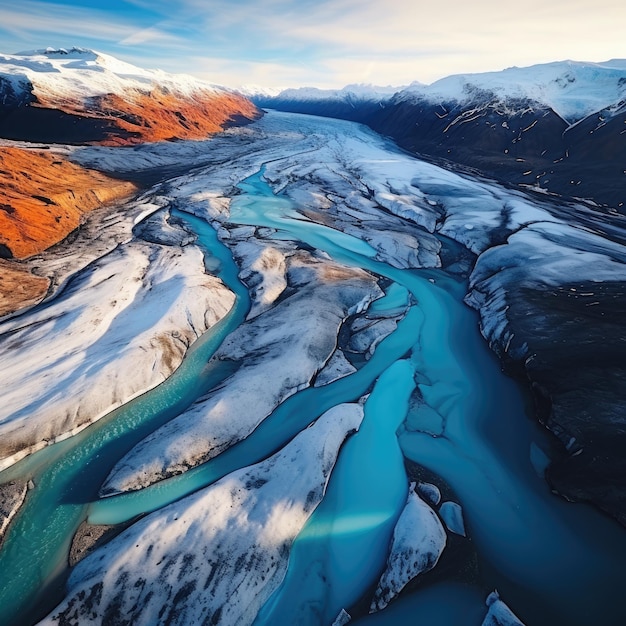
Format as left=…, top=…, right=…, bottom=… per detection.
left=0, top=47, right=260, bottom=316
left=465, top=221, right=626, bottom=525
left=0, top=480, right=27, bottom=546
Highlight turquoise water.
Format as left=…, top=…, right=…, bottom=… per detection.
left=88, top=303, right=423, bottom=526
left=352, top=583, right=488, bottom=626
left=90, top=168, right=626, bottom=625
left=1, top=160, right=626, bottom=626
left=254, top=361, right=415, bottom=626
left=0, top=210, right=251, bottom=626
left=227, top=169, right=626, bottom=625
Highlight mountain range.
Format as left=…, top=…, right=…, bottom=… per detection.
left=250, top=59, right=626, bottom=213
left=0, top=47, right=259, bottom=312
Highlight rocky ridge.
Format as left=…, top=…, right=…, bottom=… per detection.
left=251, top=59, right=626, bottom=212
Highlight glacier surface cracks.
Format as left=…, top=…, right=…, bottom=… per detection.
left=0, top=111, right=625, bottom=626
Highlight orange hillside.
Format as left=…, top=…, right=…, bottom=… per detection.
left=33, top=88, right=260, bottom=145
left=0, top=146, right=137, bottom=259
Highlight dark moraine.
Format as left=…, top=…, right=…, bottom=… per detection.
left=498, top=280, right=626, bottom=526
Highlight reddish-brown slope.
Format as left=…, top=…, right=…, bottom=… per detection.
left=0, top=81, right=260, bottom=315
left=0, top=147, right=137, bottom=315
left=30, top=87, right=261, bottom=145
left=0, top=147, right=137, bottom=258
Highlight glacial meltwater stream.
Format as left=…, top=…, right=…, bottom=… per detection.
left=1, top=163, right=626, bottom=626
left=227, top=170, right=626, bottom=626
left=0, top=210, right=251, bottom=625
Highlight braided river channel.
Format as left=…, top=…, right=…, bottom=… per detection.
left=1, top=117, right=625, bottom=625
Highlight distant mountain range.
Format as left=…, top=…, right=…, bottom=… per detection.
left=248, top=59, right=626, bottom=213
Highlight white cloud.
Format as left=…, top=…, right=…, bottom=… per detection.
left=0, top=0, right=625, bottom=88
left=172, top=0, right=626, bottom=86
left=0, top=1, right=182, bottom=50
left=0, top=2, right=128, bottom=40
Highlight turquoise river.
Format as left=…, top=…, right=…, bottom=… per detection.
left=0, top=165, right=625, bottom=626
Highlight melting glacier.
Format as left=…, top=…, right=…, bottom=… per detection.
left=0, top=111, right=625, bottom=626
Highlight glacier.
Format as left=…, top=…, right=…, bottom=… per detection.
left=0, top=109, right=624, bottom=626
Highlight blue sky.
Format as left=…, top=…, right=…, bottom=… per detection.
left=1, top=0, right=624, bottom=88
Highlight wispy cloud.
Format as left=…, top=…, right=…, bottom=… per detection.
left=0, top=1, right=182, bottom=51
left=0, top=0, right=625, bottom=88
left=152, top=0, right=626, bottom=85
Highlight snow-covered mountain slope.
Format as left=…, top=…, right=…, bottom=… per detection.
left=398, top=59, right=626, bottom=125
left=0, top=47, right=260, bottom=144
left=255, top=60, right=626, bottom=126
left=252, top=60, right=626, bottom=212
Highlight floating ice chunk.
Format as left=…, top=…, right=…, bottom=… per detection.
left=332, top=608, right=352, bottom=625
left=439, top=501, right=466, bottom=537
left=529, top=442, right=550, bottom=478
left=370, top=487, right=446, bottom=612
left=417, top=481, right=442, bottom=507
left=482, top=591, right=525, bottom=625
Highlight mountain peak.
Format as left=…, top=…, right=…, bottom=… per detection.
left=0, top=47, right=260, bottom=145
left=19, top=46, right=97, bottom=58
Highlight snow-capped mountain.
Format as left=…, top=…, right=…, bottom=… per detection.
left=255, top=83, right=401, bottom=102
left=0, top=47, right=260, bottom=144
left=0, top=47, right=260, bottom=266
left=250, top=83, right=403, bottom=124
left=397, top=59, right=626, bottom=124
left=251, top=60, right=626, bottom=212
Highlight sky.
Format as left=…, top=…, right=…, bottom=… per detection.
left=0, top=0, right=625, bottom=89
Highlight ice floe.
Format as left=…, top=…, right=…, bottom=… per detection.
left=482, top=591, right=525, bottom=626
left=370, top=486, right=446, bottom=612
left=439, top=501, right=466, bottom=537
